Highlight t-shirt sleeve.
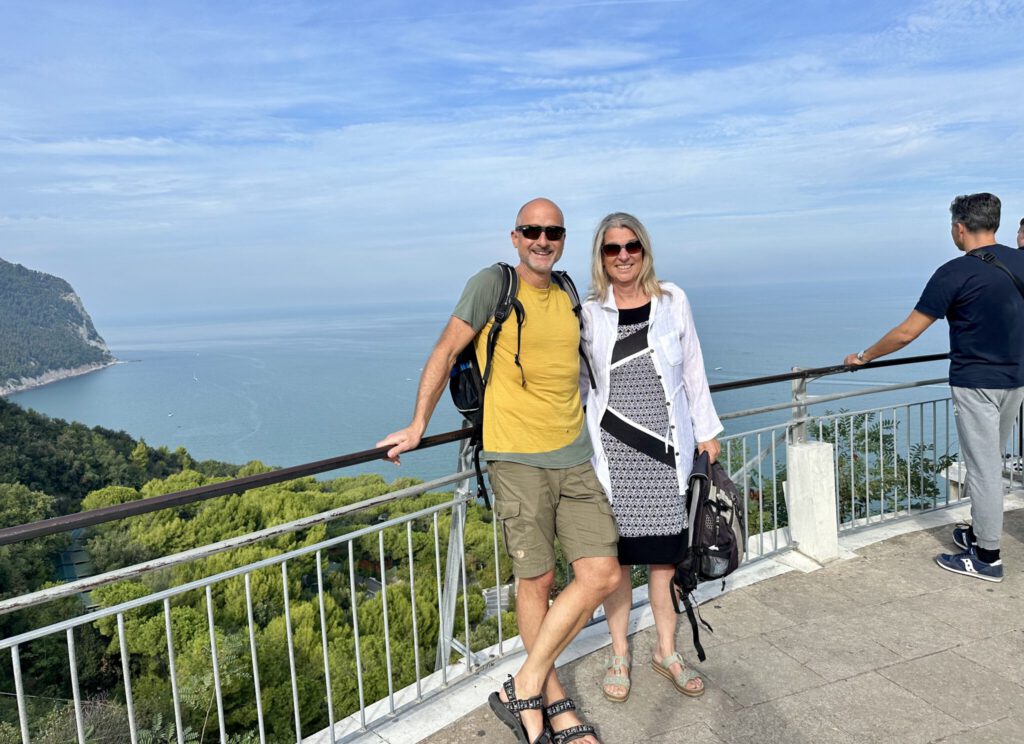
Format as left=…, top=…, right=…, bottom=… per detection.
left=914, top=264, right=956, bottom=320
left=452, top=266, right=503, bottom=332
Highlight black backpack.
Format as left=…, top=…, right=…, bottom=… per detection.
left=448, top=262, right=594, bottom=506
left=671, top=451, right=746, bottom=661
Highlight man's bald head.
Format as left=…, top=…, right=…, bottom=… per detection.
left=515, top=198, right=563, bottom=227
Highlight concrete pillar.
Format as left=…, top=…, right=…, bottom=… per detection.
left=787, top=441, right=840, bottom=564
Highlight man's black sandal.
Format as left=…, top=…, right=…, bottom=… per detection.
left=544, top=697, right=599, bottom=744
left=487, top=675, right=552, bottom=744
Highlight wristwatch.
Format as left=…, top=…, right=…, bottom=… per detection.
left=856, top=350, right=867, bottom=362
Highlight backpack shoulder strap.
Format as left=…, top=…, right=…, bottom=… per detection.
left=482, top=262, right=526, bottom=388
left=493, top=262, right=520, bottom=323
left=551, top=270, right=597, bottom=389
left=968, top=249, right=1024, bottom=302
left=551, top=269, right=581, bottom=310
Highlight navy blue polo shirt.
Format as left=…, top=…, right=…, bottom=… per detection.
left=915, top=243, right=1024, bottom=389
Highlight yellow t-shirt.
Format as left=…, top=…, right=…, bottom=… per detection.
left=452, top=266, right=592, bottom=467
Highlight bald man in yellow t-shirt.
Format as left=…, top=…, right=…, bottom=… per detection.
left=379, top=198, right=619, bottom=744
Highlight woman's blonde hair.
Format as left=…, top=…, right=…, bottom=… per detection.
left=588, top=212, right=663, bottom=301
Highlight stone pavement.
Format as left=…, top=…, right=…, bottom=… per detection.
left=420, top=507, right=1024, bottom=744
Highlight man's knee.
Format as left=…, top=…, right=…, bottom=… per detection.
left=572, top=556, right=622, bottom=599
left=518, top=569, right=556, bottom=599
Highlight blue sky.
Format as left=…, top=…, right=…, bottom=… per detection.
left=1, top=0, right=1022, bottom=324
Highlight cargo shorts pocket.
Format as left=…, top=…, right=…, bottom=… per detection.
left=494, top=498, right=520, bottom=559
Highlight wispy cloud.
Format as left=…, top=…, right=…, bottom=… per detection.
left=0, top=0, right=1021, bottom=320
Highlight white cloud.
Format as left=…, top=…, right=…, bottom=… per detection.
left=0, top=0, right=1022, bottom=321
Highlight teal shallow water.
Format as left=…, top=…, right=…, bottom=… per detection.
left=10, top=279, right=951, bottom=482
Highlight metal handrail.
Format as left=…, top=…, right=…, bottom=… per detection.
left=0, top=428, right=470, bottom=546
left=707, top=352, right=947, bottom=392
left=0, top=352, right=948, bottom=547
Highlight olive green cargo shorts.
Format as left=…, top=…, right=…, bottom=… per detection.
left=487, top=461, right=619, bottom=579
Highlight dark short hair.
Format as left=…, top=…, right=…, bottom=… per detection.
left=1019, top=217, right=1024, bottom=228
left=949, top=193, right=1001, bottom=232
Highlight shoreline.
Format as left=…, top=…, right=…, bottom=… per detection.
left=0, top=360, right=121, bottom=397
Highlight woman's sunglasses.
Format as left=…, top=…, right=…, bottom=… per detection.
left=601, top=240, right=643, bottom=257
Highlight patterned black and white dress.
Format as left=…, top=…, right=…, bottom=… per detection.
left=599, top=302, right=686, bottom=566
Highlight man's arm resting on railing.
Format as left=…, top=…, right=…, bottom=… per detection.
left=844, top=310, right=937, bottom=366
left=377, top=315, right=477, bottom=463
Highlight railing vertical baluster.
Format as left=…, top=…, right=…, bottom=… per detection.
left=163, top=598, right=185, bottom=744
left=921, top=401, right=929, bottom=511
left=833, top=418, right=840, bottom=528
left=770, top=433, right=778, bottom=551
left=12, top=646, right=30, bottom=744
left=863, top=414, right=870, bottom=522
left=282, top=562, right=303, bottom=740
left=931, top=401, right=938, bottom=509
left=204, top=586, right=227, bottom=743
left=432, top=512, right=447, bottom=684
left=849, top=414, right=856, bottom=524
left=941, top=402, right=948, bottom=502
left=407, top=522, right=423, bottom=699
left=348, top=542, right=367, bottom=727
left=744, top=438, right=760, bottom=556
left=891, top=408, right=898, bottom=511
left=492, top=503, right=504, bottom=652
left=244, top=573, right=267, bottom=744
left=880, top=409, right=888, bottom=519
left=790, top=369, right=807, bottom=444
left=909, top=407, right=917, bottom=511
left=117, top=613, right=139, bottom=744
left=315, top=551, right=336, bottom=742
left=378, top=532, right=395, bottom=712
left=755, top=433, right=764, bottom=547
left=67, top=629, right=85, bottom=744
left=460, top=518, right=473, bottom=673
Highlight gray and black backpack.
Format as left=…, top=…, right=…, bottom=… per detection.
left=672, top=451, right=746, bottom=661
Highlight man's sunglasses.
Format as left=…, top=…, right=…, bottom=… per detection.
left=516, top=224, right=566, bottom=241
left=601, top=240, right=643, bottom=257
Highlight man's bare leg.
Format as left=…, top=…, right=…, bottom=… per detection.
left=599, top=565, right=634, bottom=699
left=502, top=556, right=620, bottom=742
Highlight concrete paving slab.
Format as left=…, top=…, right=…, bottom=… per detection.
left=696, top=635, right=826, bottom=707
left=789, top=671, right=965, bottom=744
left=683, top=586, right=797, bottom=647
left=709, top=695, right=858, bottom=744
left=931, top=713, right=1024, bottom=744
left=392, top=506, right=1024, bottom=744
left=835, top=598, right=963, bottom=660
left=650, top=721, right=727, bottom=743
left=952, top=629, right=1024, bottom=686
left=900, top=583, right=1024, bottom=640
left=740, top=570, right=858, bottom=622
left=765, top=614, right=902, bottom=681
left=876, top=650, right=1024, bottom=727
left=817, top=554, right=930, bottom=606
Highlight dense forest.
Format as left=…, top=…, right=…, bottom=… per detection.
left=0, top=399, right=512, bottom=742
left=0, top=257, right=114, bottom=390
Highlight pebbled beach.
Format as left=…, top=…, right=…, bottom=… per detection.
left=0, top=360, right=120, bottom=397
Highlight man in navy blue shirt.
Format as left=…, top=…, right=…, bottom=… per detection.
left=845, top=193, right=1024, bottom=582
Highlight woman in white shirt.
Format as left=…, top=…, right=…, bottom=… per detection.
left=581, top=212, right=722, bottom=702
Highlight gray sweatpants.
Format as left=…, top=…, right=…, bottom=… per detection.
left=952, top=386, right=1024, bottom=551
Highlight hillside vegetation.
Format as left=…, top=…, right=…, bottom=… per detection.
left=0, top=398, right=511, bottom=741
left=0, top=257, right=114, bottom=392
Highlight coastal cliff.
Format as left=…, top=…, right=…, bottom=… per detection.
left=0, top=258, right=115, bottom=395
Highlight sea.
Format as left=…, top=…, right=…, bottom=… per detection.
left=9, top=277, right=952, bottom=484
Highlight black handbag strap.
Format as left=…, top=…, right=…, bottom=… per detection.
left=969, top=249, right=1024, bottom=301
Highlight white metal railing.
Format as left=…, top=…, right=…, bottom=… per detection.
left=5, top=360, right=999, bottom=744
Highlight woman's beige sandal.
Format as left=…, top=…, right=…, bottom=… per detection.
left=652, top=652, right=704, bottom=697
left=601, top=654, right=631, bottom=702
